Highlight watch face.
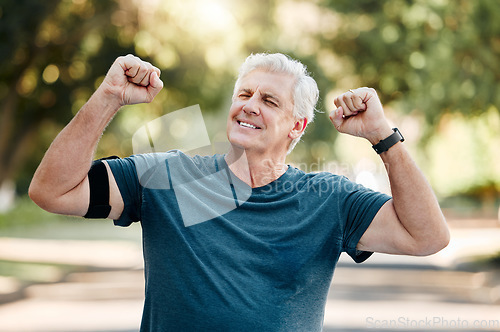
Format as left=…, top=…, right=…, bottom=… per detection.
left=372, top=128, right=403, bottom=154
left=395, top=128, right=405, bottom=142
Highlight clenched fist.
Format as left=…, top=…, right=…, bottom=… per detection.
left=99, top=54, right=163, bottom=107
left=329, top=87, right=393, bottom=145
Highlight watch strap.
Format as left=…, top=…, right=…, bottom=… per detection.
left=372, top=128, right=404, bottom=154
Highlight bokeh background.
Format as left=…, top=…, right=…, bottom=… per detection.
left=0, top=0, right=499, bottom=331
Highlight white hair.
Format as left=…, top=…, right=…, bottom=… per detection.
left=233, top=53, right=319, bottom=154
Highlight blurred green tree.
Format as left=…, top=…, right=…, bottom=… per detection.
left=271, top=0, right=500, bottom=204
left=0, top=0, right=278, bottom=195
left=0, top=0, right=137, bottom=193
left=2, top=0, right=499, bottom=204
left=316, top=0, right=500, bottom=127
left=312, top=0, right=500, bottom=201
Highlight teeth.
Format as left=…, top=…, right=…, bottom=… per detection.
left=239, top=121, right=257, bottom=129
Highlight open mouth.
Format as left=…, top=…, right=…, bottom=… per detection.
left=237, top=120, right=261, bottom=129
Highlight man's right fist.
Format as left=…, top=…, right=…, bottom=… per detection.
left=100, top=54, right=163, bottom=107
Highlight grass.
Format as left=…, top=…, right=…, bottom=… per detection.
left=0, top=195, right=75, bottom=229
left=484, top=251, right=500, bottom=269
left=0, top=260, right=75, bottom=283
left=0, top=195, right=142, bottom=241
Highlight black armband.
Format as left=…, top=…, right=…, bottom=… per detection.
left=84, top=156, right=119, bottom=219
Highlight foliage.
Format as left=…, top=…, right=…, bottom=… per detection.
left=274, top=0, right=500, bottom=199
left=0, top=0, right=136, bottom=193
left=425, top=108, right=500, bottom=197
left=314, top=0, right=500, bottom=124
left=1, top=0, right=499, bottom=202
left=0, top=0, right=277, bottom=194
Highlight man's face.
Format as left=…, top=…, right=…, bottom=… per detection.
left=226, top=70, right=301, bottom=156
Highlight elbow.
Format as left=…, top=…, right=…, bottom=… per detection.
left=28, top=180, right=47, bottom=210
left=413, top=222, right=450, bottom=257
left=415, top=235, right=450, bottom=257
left=28, top=179, right=56, bottom=213
left=29, top=179, right=39, bottom=205
left=29, top=177, right=88, bottom=217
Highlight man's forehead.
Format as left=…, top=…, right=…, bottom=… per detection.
left=238, top=70, right=295, bottom=98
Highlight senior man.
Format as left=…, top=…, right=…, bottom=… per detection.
left=30, top=53, right=449, bottom=331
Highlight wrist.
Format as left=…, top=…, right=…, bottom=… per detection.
left=372, top=128, right=404, bottom=154
left=92, top=87, right=123, bottom=113
left=366, top=126, right=394, bottom=145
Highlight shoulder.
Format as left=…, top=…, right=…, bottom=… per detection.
left=288, top=166, right=343, bottom=184
left=109, top=150, right=218, bottom=189
left=287, top=167, right=349, bottom=193
left=123, top=150, right=217, bottom=169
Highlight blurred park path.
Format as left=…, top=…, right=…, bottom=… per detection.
left=0, top=219, right=499, bottom=332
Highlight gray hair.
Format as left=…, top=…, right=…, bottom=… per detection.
left=233, top=53, right=319, bottom=154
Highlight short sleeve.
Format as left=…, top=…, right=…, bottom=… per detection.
left=106, top=157, right=142, bottom=227
left=339, top=176, right=391, bottom=263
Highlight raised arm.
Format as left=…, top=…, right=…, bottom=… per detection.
left=329, top=88, right=450, bottom=256
left=29, top=55, right=163, bottom=219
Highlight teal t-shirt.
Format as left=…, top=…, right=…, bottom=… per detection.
left=107, top=151, right=391, bottom=331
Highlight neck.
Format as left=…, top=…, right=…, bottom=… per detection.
left=225, top=146, right=288, bottom=188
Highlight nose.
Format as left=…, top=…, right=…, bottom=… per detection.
left=243, top=95, right=260, bottom=116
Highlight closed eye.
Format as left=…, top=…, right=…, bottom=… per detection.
left=262, top=93, right=280, bottom=108
left=238, top=88, right=253, bottom=99
left=265, top=98, right=279, bottom=107
left=237, top=93, right=252, bottom=101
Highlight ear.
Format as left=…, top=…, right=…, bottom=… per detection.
left=288, top=117, right=308, bottom=140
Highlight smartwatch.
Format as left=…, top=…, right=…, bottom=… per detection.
left=372, top=128, right=404, bottom=154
